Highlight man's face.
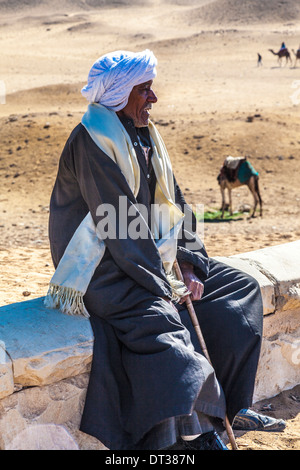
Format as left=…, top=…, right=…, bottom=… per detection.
left=119, top=80, right=158, bottom=127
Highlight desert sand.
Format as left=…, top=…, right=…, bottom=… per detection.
left=0, top=0, right=299, bottom=450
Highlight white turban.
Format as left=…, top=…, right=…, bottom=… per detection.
left=81, top=49, right=157, bottom=111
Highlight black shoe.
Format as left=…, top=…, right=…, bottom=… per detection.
left=182, top=431, right=228, bottom=450
left=232, top=409, right=286, bottom=432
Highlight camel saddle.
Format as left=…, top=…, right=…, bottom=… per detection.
left=220, top=156, right=246, bottom=182
left=219, top=156, right=259, bottom=184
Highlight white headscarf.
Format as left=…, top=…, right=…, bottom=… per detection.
left=81, top=49, right=157, bottom=111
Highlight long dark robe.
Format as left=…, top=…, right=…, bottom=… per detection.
left=48, top=116, right=263, bottom=450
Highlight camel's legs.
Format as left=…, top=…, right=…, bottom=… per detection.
left=257, top=189, right=263, bottom=217
left=220, top=186, right=226, bottom=218
left=219, top=174, right=262, bottom=219
left=254, top=177, right=263, bottom=217
left=248, top=177, right=262, bottom=217
left=247, top=179, right=257, bottom=217
left=251, top=195, right=258, bottom=218
left=228, top=188, right=233, bottom=215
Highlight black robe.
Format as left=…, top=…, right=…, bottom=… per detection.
left=48, top=116, right=263, bottom=450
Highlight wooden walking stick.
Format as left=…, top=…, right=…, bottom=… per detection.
left=173, top=259, right=238, bottom=451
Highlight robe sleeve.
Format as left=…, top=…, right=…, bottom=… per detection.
left=174, top=177, right=210, bottom=281
left=66, top=126, right=173, bottom=300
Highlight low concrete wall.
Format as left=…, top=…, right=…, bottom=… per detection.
left=0, top=241, right=299, bottom=449
left=215, top=240, right=300, bottom=402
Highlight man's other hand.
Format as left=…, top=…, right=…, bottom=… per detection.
left=179, top=262, right=204, bottom=304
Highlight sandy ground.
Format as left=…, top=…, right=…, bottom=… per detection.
left=0, top=0, right=299, bottom=450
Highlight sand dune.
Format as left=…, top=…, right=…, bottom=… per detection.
left=2, top=0, right=299, bottom=25
left=185, top=0, right=300, bottom=25
left=0, top=0, right=153, bottom=14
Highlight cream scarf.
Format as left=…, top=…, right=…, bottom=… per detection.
left=44, top=103, right=187, bottom=317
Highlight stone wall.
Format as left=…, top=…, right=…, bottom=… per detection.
left=0, top=373, right=105, bottom=450
left=0, top=241, right=299, bottom=449
left=215, top=240, right=300, bottom=402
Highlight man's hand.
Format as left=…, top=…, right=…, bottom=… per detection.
left=179, top=261, right=204, bottom=304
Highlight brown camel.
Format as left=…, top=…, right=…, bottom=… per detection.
left=269, top=48, right=292, bottom=65
left=217, top=157, right=263, bottom=219
left=292, top=48, right=300, bottom=67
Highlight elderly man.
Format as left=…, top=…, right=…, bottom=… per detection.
left=46, top=50, right=285, bottom=450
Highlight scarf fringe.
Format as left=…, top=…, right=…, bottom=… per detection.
left=166, top=272, right=189, bottom=303
left=45, top=275, right=187, bottom=317
left=44, top=284, right=90, bottom=318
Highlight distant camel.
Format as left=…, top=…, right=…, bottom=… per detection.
left=269, top=48, right=292, bottom=65
left=217, top=157, right=263, bottom=219
left=292, top=48, right=300, bottom=67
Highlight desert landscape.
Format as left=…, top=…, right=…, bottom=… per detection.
left=0, top=0, right=299, bottom=450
